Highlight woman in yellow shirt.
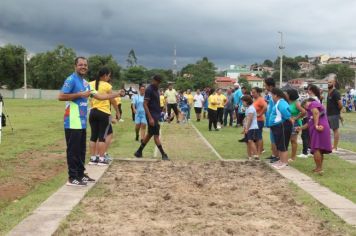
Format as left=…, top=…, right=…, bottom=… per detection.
left=88, top=67, right=120, bottom=165
left=216, top=88, right=226, bottom=128
left=208, top=88, right=219, bottom=131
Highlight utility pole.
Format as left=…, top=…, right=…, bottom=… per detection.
left=173, top=44, right=177, bottom=79
left=278, top=31, right=285, bottom=88
left=24, top=52, right=27, bottom=99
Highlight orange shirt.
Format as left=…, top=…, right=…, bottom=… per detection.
left=253, top=96, right=267, bottom=122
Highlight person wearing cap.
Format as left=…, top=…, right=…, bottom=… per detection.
left=134, top=75, right=169, bottom=160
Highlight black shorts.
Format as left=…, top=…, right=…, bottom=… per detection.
left=148, top=120, right=160, bottom=136
left=194, top=107, right=202, bottom=114
left=89, top=109, right=110, bottom=142
left=245, top=129, right=259, bottom=142
left=271, top=120, right=293, bottom=152
left=107, top=124, right=113, bottom=136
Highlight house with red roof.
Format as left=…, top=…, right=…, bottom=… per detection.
left=214, top=77, right=237, bottom=89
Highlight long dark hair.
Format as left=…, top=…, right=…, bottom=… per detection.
left=96, top=67, right=111, bottom=91
left=285, top=89, right=299, bottom=101
left=209, top=88, right=215, bottom=96
left=271, top=87, right=287, bottom=100
left=308, top=84, right=321, bottom=101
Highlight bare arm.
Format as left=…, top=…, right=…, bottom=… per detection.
left=93, top=91, right=120, bottom=101
left=311, top=108, right=320, bottom=127
left=110, top=98, right=120, bottom=119
left=337, top=99, right=343, bottom=110
left=294, top=102, right=306, bottom=120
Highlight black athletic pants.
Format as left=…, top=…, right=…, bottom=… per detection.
left=117, top=104, right=122, bottom=118
left=301, top=117, right=309, bottom=155
left=217, top=107, right=224, bottom=124
left=208, top=108, right=218, bottom=130
left=65, top=129, right=86, bottom=180
left=167, top=103, right=179, bottom=118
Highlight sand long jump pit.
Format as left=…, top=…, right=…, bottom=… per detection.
left=56, top=160, right=341, bottom=236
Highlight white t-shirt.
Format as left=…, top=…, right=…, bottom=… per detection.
left=194, top=94, right=204, bottom=108
left=245, top=105, right=259, bottom=130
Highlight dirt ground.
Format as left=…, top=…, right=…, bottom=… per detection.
left=59, top=160, right=340, bottom=236
left=0, top=140, right=66, bottom=206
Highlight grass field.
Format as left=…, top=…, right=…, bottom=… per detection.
left=0, top=98, right=152, bottom=235
left=1, top=99, right=356, bottom=235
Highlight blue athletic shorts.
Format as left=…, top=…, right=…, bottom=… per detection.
left=135, top=114, right=147, bottom=125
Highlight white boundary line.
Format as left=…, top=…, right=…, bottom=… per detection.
left=190, top=122, right=224, bottom=161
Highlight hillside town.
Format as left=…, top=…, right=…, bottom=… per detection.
left=215, top=54, right=356, bottom=91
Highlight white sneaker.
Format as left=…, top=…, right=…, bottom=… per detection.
left=217, top=125, right=221, bottom=129
left=297, top=153, right=308, bottom=158
left=119, top=119, right=124, bottom=122
left=273, top=162, right=288, bottom=169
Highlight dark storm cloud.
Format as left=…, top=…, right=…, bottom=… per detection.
left=1, top=0, right=356, bottom=68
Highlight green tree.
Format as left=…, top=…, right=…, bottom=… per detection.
left=0, top=44, right=26, bottom=89
left=175, top=76, right=194, bottom=91
left=238, top=77, right=251, bottom=91
left=180, top=57, right=216, bottom=89
left=124, top=65, right=147, bottom=84
left=272, top=67, right=298, bottom=82
left=126, top=49, right=137, bottom=68
left=261, top=70, right=270, bottom=78
left=28, top=45, right=76, bottom=89
left=145, top=68, right=174, bottom=88
left=316, top=64, right=355, bottom=87
left=87, top=55, right=121, bottom=88
left=262, top=59, right=273, bottom=67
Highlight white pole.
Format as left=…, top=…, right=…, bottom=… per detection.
left=0, top=100, right=2, bottom=144
left=278, top=31, right=284, bottom=88
left=24, top=53, right=27, bottom=99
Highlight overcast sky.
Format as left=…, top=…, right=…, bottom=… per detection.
left=1, top=0, right=356, bottom=69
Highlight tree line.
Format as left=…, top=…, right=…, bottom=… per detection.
left=1, top=43, right=354, bottom=90
left=0, top=44, right=216, bottom=91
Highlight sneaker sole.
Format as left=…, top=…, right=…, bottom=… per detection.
left=66, top=182, right=87, bottom=187
left=97, top=163, right=109, bottom=166
left=88, top=162, right=98, bottom=165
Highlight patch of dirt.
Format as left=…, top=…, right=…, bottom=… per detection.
left=0, top=140, right=66, bottom=203
left=62, top=161, right=340, bottom=236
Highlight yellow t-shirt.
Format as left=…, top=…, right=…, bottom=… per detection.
left=208, top=94, right=218, bottom=110
left=216, top=94, right=226, bottom=108
left=89, top=81, right=112, bottom=114
left=160, top=95, right=165, bottom=107
left=115, top=96, right=122, bottom=105
left=184, top=94, right=194, bottom=106
left=164, top=89, right=178, bottom=104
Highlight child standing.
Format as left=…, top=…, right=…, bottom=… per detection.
left=241, top=95, right=260, bottom=160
